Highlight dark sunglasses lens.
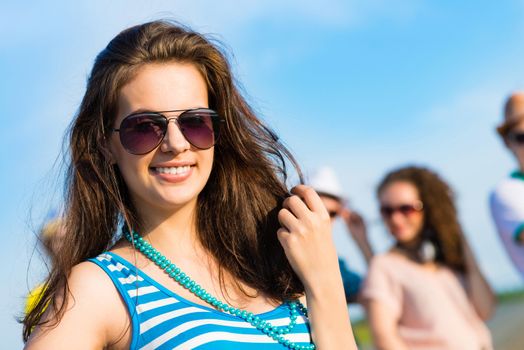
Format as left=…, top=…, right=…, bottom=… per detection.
left=398, top=205, right=417, bottom=215
left=178, top=109, right=219, bottom=149
left=381, top=204, right=420, bottom=218
left=120, top=115, right=166, bottom=154
left=380, top=206, right=393, bottom=217
left=510, top=132, right=524, bottom=144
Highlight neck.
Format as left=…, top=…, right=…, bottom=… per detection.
left=134, top=198, right=201, bottom=255
left=395, top=236, right=423, bottom=261
left=397, top=236, right=422, bottom=250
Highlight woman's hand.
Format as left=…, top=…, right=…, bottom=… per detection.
left=277, top=185, right=340, bottom=291
left=277, top=185, right=358, bottom=349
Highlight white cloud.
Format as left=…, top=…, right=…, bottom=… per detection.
left=420, top=86, right=509, bottom=129
left=0, top=0, right=426, bottom=49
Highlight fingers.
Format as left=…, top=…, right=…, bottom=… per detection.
left=276, top=227, right=294, bottom=247
left=282, top=194, right=311, bottom=220
left=290, top=185, right=327, bottom=215
left=278, top=185, right=331, bottom=233
left=278, top=208, right=301, bottom=233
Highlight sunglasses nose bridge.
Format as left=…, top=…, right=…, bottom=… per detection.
left=166, top=116, right=179, bottom=126
left=161, top=116, right=191, bottom=151
left=164, top=116, right=186, bottom=136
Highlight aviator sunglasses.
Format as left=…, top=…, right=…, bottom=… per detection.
left=112, top=108, right=223, bottom=155
left=380, top=201, right=424, bottom=219
left=507, top=131, right=524, bottom=145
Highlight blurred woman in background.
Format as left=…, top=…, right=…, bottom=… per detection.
left=362, top=166, right=495, bottom=350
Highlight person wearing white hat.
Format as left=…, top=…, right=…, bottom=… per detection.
left=490, top=92, right=524, bottom=279
left=310, top=167, right=374, bottom=303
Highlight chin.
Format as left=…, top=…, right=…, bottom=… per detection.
left=145, top=187, right=201, bottom=210
left=162, top=191, right=200, bottom=206
left=393, top=231, right=416, bottom=243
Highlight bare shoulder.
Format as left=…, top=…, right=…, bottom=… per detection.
left=25, top=261, right=131, bottom=350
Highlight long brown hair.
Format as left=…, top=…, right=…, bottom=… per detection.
left=377, top=166, right=466, bottom=272
left=23, top=20, right=304, bottom=340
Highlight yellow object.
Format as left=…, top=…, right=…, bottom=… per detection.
left=25, top=284, right=46, bottom=315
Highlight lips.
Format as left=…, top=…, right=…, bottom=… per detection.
left=150, top=164, right=194, bottom=183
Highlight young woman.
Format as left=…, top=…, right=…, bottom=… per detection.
left=362, top=166, right=495, bottom=350
left=23, top=21, right=357, bottom=349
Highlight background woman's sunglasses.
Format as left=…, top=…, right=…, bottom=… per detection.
left=507, top=131, right=524, bottom=145
left=112, top=108, right=223, bottom=155
left=380, top=201, right=424, bottom=218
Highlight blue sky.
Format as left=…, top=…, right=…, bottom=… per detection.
left=2, top=1, right=524, bottom=347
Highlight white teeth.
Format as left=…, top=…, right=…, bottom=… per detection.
left=155, top=166, right=191, bottom=175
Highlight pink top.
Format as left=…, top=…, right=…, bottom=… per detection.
left=362, top=252, right=492, bottom=350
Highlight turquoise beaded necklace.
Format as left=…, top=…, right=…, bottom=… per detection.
left=124, top=230, right=315, bottom=350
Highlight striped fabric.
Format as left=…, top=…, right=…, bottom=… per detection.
left=89, top=252, right=312, bottom=349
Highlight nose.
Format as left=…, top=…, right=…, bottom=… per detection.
left=159, top=118, right=191, bottom=154
left=388, top=210, right=405, bottom=225
left=383, top=211, right=406, bottom=232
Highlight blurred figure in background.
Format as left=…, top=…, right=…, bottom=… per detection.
left=310, top=166, right=374, bottom=303
left=25, top=215, right=65, bottom=315
left=362, top=166, right=495, bottom=350
left=490, top=92, right=524, bottom=280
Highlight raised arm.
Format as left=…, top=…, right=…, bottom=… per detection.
left=25, top=262, right=129, bottom=350
left=340, top=208, right=374, bottom=265
left=461, top=237, right=497, bottom=321
left=277, top=185, right=358, bottom=350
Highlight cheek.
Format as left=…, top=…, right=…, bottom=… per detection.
left=114, top=153, right=150, bottom=189
left=515, top=147, right=524, bottom=157
left=384, top=220, right=398, bottom=232
left=204, top=149, right=215, bottom=172
left=383, top=217, right=401, bottom=232
left=508, top=142, right=524, bottom=154
left=408, top=214, right=424, bottom=231
left=115, top=160, right=139, bottom=192
left=193, top=149, right=215, bottom=189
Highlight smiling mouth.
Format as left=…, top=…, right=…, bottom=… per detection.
left=151, top=165, right=192, bottom=175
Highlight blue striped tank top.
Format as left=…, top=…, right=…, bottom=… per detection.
left=89, top=252, right=313, bottom=349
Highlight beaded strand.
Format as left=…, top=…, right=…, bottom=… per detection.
left=125, top=231, right=315, bottom=350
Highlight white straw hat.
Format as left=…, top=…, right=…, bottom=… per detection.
left=309, top=166, right=344, bottom=199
